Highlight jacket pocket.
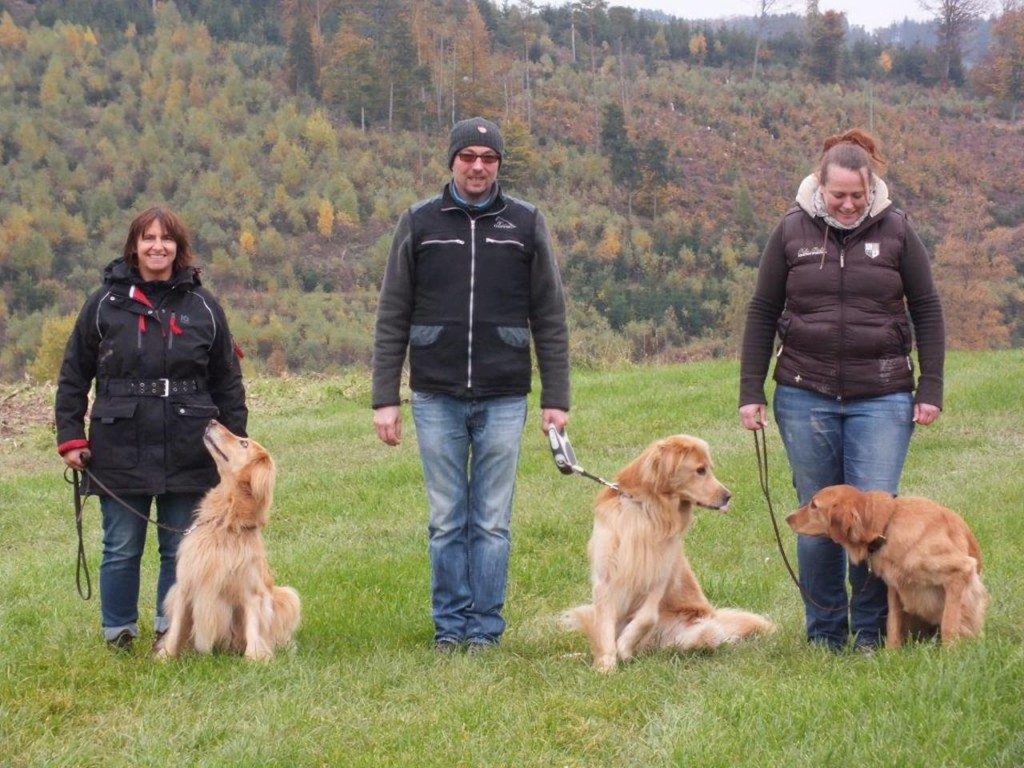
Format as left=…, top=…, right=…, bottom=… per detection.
left=88, top=400, right=139, bottom=469
left=410, top=324, right=444, bottom=347
left=497, top=326, right=530, bottom=348
left=169, top=402, right=220, bottom=470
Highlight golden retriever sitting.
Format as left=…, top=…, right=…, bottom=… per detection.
left=157, top=420, right=300, bottom=661
left=786, top=484, right=987, bottom=648
left=562, top=435, right=775, bottom=672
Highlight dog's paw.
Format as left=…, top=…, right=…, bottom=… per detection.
left=593, top=654, right=617, bottom=673
left=615, top=639, right=635, bottom=661
left=244, top=648, right=273, bottom=662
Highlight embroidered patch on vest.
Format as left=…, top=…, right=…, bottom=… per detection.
left=797, top=247, right=826, bottom=259
left=865, top=242, right=880, bottom=259
left=494, top=217, right=516, bottom=230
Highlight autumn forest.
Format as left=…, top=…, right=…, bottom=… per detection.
left=1, top=0, right=1022, bottom=381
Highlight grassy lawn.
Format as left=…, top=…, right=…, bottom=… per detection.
left=2, top=350, right=1023, bottom=767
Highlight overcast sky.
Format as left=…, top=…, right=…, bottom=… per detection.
left=584, top=1, right=934, bottom=32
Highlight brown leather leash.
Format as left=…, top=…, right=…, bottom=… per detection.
left=65, top=456, right=194, bottom=600
left=753, top=426, right=850, bottom=614
left=66, top=467, right=93, bottom=600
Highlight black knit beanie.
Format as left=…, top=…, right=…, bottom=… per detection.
left=447, top=117, right=504, bottom=168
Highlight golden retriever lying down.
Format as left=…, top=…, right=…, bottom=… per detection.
left=157, top=420, right=300, bottom=661
left=786, top=484, right=987, bottom=648
left=562, top=435, right=775, bottom=672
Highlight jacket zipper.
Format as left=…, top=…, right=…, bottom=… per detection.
left=440, top=201, right=508, bottom=392
left=837, top=238, right=846, bottom=401
left=467, top=218, right=476, bottom=389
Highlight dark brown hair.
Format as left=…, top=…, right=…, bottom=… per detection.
left=122, top=205, right=194, bottom=273
left=818, top=128, right=887, bottom=188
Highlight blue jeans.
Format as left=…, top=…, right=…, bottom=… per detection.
left=774, top=385, right=914, bottom=650
left=411, top=391, right=527, bottom=645
left=99, top=492, right=202, bottom=641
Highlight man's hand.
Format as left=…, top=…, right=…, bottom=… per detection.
left=541, top=408, right=568, bottom=434
left=373, top=406, right=402, bottom=446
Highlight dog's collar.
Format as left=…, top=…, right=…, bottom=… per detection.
left=868, top=518, right=893, bottom=555
left=866, top=521, right=891, bottom=573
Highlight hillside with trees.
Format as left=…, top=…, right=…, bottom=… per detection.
left=1, top=0, right=1022, bottom=380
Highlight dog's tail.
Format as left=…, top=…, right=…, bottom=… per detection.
left=711, top=607, right=776, bottom=639
left=652, top=607, right=775, bottom=651
left=270, top=586, right=301, bottom=647
left=557, top=603, right=593, bottom=635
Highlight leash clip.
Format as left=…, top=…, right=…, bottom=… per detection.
left=548, top=426, right=622, bottom=493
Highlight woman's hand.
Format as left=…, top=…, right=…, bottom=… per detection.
left=739, top=403, right=768, bottom=431
left=62, top=448, right=91, bottom=470
left=913, top=403, right=941, bottom=426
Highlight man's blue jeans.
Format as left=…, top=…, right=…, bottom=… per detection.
left=411, top=391, right=527, bottom=645
left=99, top=492, right=202, bottom=641
left=773, top=385, right=914, bottom=650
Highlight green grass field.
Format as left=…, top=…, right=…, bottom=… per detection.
left=2, top=350, right=1023, bottom=767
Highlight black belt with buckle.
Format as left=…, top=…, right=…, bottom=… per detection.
left=98, top=378, right=205, bottom=398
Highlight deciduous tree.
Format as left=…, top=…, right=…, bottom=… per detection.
left=919, top=0, right=992, bottom=83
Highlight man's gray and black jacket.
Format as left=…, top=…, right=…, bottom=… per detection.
left=372, top=183, right=570, bottom=410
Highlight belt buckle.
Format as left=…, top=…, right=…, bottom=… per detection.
left=157, top=378, right=170, bottom=397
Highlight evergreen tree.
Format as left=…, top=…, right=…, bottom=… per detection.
left=287, top=12, right=318, bottom=96
left=805, top=9, right=846, bottom=82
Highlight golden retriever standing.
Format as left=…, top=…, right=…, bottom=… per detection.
left=786, top=484, right=987, bottom=648
left=156, top=420, right=300, bottom=661
left=562, top=435, right=775, bottom=672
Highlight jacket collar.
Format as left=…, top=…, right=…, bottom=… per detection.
left=795, top=173, right=892, bottom=230
left=441, top=182, right=505, bottom=216
left=103, top=257, right=201, bottom=292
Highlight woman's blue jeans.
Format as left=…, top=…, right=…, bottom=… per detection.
left=773, top=385, right=914, bottom=650
left=411, top=391, right=527, bottom=645
left=98, top=492, right=202, bottom=641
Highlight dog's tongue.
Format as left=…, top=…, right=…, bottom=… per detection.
left=719, top=501, right=730, bottom=513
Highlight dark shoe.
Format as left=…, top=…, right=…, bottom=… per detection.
left=434, top=638, right=461, bottom=655
left=107, top=629, right=134, bottom=650
left=466, top=639, right=498, bottom=656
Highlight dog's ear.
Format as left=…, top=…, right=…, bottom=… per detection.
left=652, top=441, right=690, bottom=494
left=617, top=439, right=666, bottom=491
left=828, top=502, right=864, bottom=545
left=235, top=449, right=276, bottom=523
left=246, top=449, right=276, bottom=512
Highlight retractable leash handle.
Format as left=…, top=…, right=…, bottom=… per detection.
left=547, top=425, right=578, bottom=475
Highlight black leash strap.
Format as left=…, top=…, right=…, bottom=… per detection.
left=754, top=426, right=847, bottom=614
left=66, top=467, right=92, bottom=600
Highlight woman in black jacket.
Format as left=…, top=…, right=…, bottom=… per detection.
left=56, top=206, right=247, bottom=650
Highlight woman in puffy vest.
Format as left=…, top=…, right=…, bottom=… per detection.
left=738, top=129, right=945, bottom=652
left=56, top=206, right=247, bottom=650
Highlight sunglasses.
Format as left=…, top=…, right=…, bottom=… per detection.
left=456, top=151, right=501, bottom=165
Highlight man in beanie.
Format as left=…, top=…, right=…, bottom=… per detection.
left=372, top=117, right=570, bottom=654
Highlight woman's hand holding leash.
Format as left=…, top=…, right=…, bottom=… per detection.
left=739, top=403, right=768, bottom=431
left=62, top=447, right=91, bottom=470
